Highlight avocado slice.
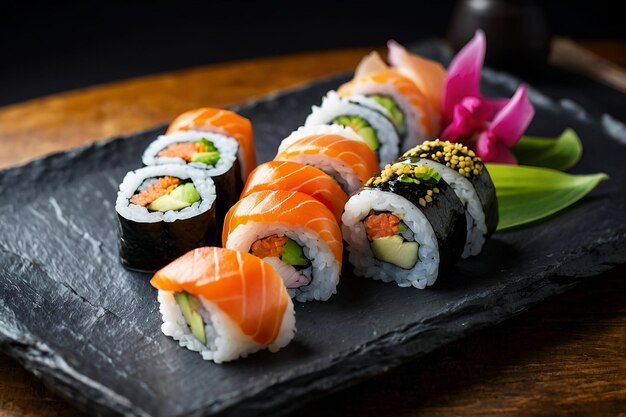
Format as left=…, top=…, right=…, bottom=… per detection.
left=191, top=151, right=220, bottom=166
left=368, top=95, right=405, bottom=134
left=333, top=115, right=380, bottom=151
left=397, top=221, right=409, bottom=234
left=281, top=239, right=309, bottom=266
left=196, top=138, right=218, bottom=152
left=147, top=194, right=191, bottom=212
left=169, top=183, right=200, bottom=204
left=174, top=292, right=207, bottom=344
left=371, top=235, right=419, bottom=269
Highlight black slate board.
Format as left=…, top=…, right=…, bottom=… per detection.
left=1, top=41, right=625, bottom=417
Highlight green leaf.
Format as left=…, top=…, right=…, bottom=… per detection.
left=513, top=128, right=583, bottom=171
left=487, top=164, right=608, bottom=231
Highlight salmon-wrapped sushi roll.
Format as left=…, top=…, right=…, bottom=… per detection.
left=223, top=190, right=343, bottom=302
left=275, top=125, right=378, bottom=195
left=338, top=52, right=439, bottom=151
left=151, top=247, right=295, bottom=363
left=241, top=161, right=348, bottom=222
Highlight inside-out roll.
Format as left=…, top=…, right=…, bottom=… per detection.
left=223, top=190, right=343, bottom=302
left=115, top=164, right=216, bottom=272
left=399, top=140, right=498, bottom=257
left=304, top=91, right=401, bottom=167
left=151, top=247, right=295, bottom=363
left=342, top=162, right=466, bottom=288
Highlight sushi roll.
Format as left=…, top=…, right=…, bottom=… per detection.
left=115, top=165, right=216, bottom=272
left=342, top=161, right=466, bottom=289
left=165, top=107, right=256, bottom=180
left=275, top=125, right=379, bottom=195
left=223, top=190, right=343, bottom=302
left=338, top=52, right=438, bottom=151
left=399, top=140, right=498, bottom=257
left=143, top=130, right=241, bottom=225
left=304, top=91, right=401, bottom=167
left=240, top=161, right=348, bottom=223
left=151, top=247, right=295, bottom=363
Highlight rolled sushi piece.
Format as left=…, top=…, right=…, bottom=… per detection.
left=116, top=165, right=217, bottom=272
left=166, top=107, right=256, bottom=181
left=151, top=247, right=295, bottom=363
left=338, top=52, right=439, bottom=151
left=223, top=190, right=343, bottom=302
left=342, top=161, right=466, bottom=288
left=275, top=125, right=379, bottom=195
left=241, top=160, right=348, bottom=223
left=304, top=91, right=401, bottom=167
left=399, top=140, right=498, bottom=258
left=143, top=130, right=240, bottom=225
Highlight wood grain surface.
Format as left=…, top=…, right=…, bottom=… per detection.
left=0, top=41, right=625, bottom=417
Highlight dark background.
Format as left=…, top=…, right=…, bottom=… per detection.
left=1, top=0, right=624, bottom=107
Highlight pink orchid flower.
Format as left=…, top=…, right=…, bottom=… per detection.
left=441, top=29, right=535, bottom=164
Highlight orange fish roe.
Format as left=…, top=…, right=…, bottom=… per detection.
left=363, top=213, right=400, bottom=240
left=250, top=235, right=289, bottom=259
left=130, top=176, right=180, bottom=207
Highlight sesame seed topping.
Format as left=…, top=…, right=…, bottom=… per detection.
left=402, top=139, right=484, bottom=178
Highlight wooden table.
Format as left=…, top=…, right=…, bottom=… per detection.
left=1, top=41, right=625, bottom=417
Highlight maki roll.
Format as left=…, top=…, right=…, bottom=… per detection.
left=115, top=165, right=216, bottom=272
left=151, top=247, right=295, bottom=363
left=338, top=52, right=438, bottom=151
left=166, top=107, right=256, bottom=180
left=399, top=140, right=498, bottom=257
left=240, top=161, right=348, bottom=223
left=304, top=91, right=401, bottom=167
left=275, top=125, right=379, bottom=194
left=342, top=162, right=466, bottom=288
left=143, top=130, right=240, bottom=224
left=223, top=190, right=343, bottom=302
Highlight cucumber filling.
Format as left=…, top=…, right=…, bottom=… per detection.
left=368, top=95, right=406, bottom=137
left=175, top=291, right=207, bottom=344
left=332, top=115, right=381, bottom=151
left=250, top=236, right=312, bottom=288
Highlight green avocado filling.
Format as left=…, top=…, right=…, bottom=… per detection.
left=397, top=221, right=409, bottom=234
left=147, top=183, right=200, bottom=212
left=175, top=292, right=207, bottom=344
left=368, top=95, right=405, bottom=135
left=333, top=115, right=381, bottom=151
left=281, top=239, right=310, bottom=267
left=192, top=138, right=220, bottom=166
left=371, top=235, right=419, bottom=270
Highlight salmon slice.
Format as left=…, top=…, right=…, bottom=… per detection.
left=387, top=40, right=446, bottom=116
left=274, top=134, right=378, bottom=194
left=241, top=161, right=348, bottom=222
left=363, top=213, right=400, bottom=240
left=151, top=247, right=289, bottom=345
left=166, top=108, right=256, bottom=180
left=130, top=176, right=179, bottom=207
left=338, top=69, right=437, bottom=137
left=223, top=190, right=343, bottom=266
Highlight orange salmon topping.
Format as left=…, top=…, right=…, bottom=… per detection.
left=250, top=235, right=288, bottom=259
left=130, top=176, right=180, bottom=207
left=363, top=213, right=400, bottom=240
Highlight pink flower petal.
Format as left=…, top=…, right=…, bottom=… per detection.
left=489, top=85, right=535, bottom=147
left=442, top=29, right=486, bottom=122
left=476, top=131, right=518, bottom=164
left=441, top=96, right=491, bottom=141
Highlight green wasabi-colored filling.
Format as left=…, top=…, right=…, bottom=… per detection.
left=175, top=292, right=206, bottom=344
left=281, top=239, right=309, bottom=266
left=333, top=115, right=381, bottom=151
left=192, top=138, right=220, bottom=166
left=369, top=95, right=405, bottom=134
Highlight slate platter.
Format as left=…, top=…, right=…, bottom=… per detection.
left=1, top=41, right=626, bottom=417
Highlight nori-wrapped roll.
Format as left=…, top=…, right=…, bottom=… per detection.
left=342, top=161, right=466, bottom=288
left=115, top=165, right=217, bottom=272
left=400, top=139, right=498, bottom=257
